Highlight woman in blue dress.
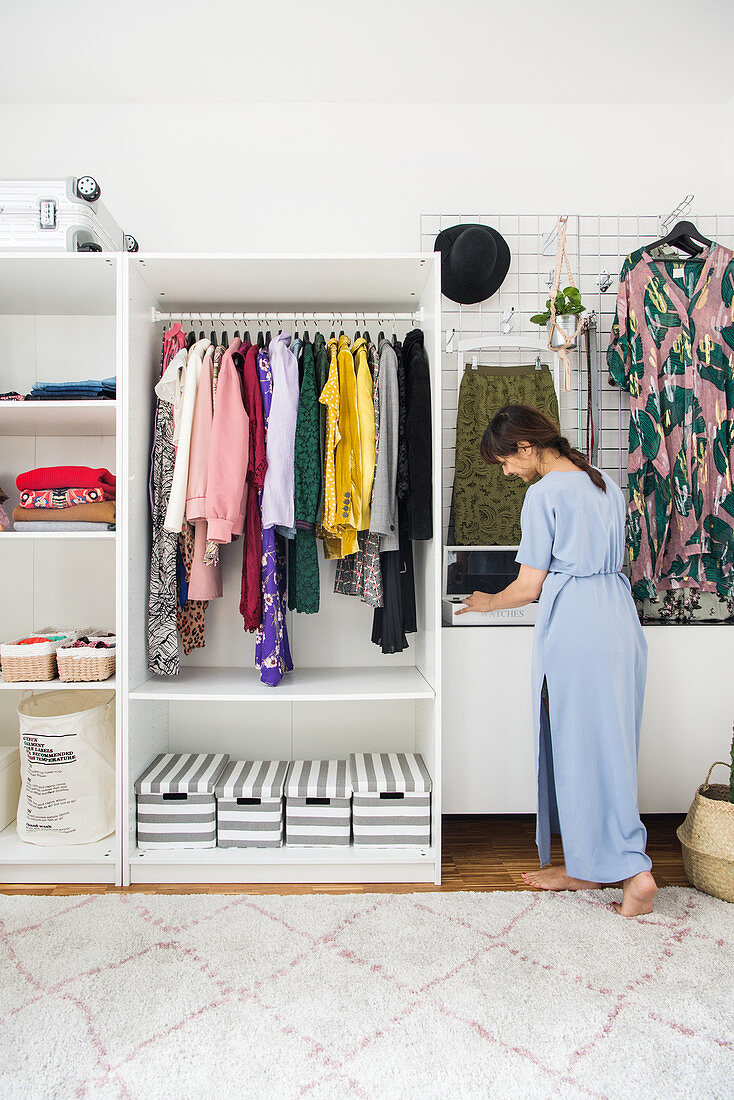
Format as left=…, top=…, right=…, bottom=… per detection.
left=457, top=405, right=657, bottom=917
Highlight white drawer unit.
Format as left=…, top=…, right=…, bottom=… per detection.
left=215, top=760, right=289, bottom=848
left=285, top=760, right=351, bottom=847
left=350, top=752, right=432, bottom=847
left=135, top=752, right=229, bottom=850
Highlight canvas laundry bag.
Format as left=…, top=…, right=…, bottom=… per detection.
left=17, top=690, right=114, bottom=845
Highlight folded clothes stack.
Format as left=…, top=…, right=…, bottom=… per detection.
left=27, top=376, right=116, bottom=401
left=13, top=466, right=116, bottom=531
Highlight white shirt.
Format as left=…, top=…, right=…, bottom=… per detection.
left=164, top=339, right=211, bottom=533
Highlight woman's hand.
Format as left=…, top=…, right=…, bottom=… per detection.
left=455, top=591, right=495, bottom=615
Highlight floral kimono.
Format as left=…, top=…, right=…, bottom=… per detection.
left=607, top=242, right=734, bottom=600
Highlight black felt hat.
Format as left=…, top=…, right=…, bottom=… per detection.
left=434, top=223, right=511, bottom=304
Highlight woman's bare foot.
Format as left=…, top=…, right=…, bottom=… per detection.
left=521, top=864, right=601, bottom=891
left=613, top=871, right=657, bottom=917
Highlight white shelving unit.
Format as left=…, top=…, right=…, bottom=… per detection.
left=121, top=253, right=442, bottom=886
left=0, top=252, right=441, bottom=887
left=0, top=253, right=121, bottom=885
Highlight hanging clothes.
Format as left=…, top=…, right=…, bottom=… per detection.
left=205, top=337, right=248, bottom=544
left=255, top=348, right=293, bottom=687
left=369, top=337, right=400, bottom=552
left=334, top=340, right=383, bottom=607
left=186, top=344, right=220, bottom=600
left=608, top=243, right=734, bottom=601
left=240, top=343, right=268, bottom=631
left=450, top=363, right=559, bottom=545
left=333, top=334, right=361, bottom=555
left=313, top=332, right=329, bottom=525
left=164, top=338, right=211, bottom=533
left=317, top=336, right=342, bottom=558
left=288, top=338, right=321, bottom=614
left=403, top=328, right=433, bottom=541
left=148, top=333, right=187, bottom=676
left=261, top=332, right=299, bottom=537
left=353, top=336, right=376, bottom=530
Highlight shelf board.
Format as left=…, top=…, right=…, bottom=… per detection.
left=134, top=253, right=434, bottom=312
left=0, top=678, right=115, bottom=691
left=0, top=400, right=116, bottom=437
left=0, top=822, right=116, bottom=865
left=129, top=665, right=435, bottom=702
left=1, top=531, right=115, bottom=541
left=131, top=845, right=436, bottom=865
left=129, top=844, right=438, bottom=884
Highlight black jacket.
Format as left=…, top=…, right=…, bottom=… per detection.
left=402, top=328, right=432, bottom=540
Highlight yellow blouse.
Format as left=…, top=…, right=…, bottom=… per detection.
left=352, top=337, right=376, bottom=530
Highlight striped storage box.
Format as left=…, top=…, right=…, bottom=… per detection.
left=350, top=753, right=432, bottom=847
left=215, top=760, right=289, bottom=848
left=135, top=752, right=229, bottom=850
left=285, top=760, right=351, bottom=847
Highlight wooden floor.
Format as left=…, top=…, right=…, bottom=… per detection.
left=0, top=814, right=689, bottom=896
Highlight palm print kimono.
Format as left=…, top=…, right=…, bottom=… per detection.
left=607, top=242, right=734, bottom=600
left=254, top=348, right=293, bottom=686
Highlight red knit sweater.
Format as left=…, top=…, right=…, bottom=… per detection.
left=16, top=466, right=116, bottom=497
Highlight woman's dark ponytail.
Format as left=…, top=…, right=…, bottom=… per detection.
left=551, top=434, right=605, bottom=491
left=481, top=406, right=606, bottom=492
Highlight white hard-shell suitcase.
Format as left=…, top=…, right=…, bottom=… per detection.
left=0, top=176, right=139, bottom=253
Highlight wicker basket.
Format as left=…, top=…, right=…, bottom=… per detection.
left=677, top=761, right=734, bottom=903
left=0, top=635, right=68, bottom=682
left=56, top=644, right=116, bottom=683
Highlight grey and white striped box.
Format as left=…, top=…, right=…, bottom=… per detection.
left=285, top=760, right=351, bottom=847
left=350, top=753, right=432, bottom=848
left=135, top=752, right=229, bottom=850
left=215, top=760, right=289, bottom=848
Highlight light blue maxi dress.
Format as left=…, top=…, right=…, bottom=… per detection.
left=515, top=469, right=652, bottom=883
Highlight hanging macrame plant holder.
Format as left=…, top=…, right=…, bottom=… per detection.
left=547, top=216, right=583, bottom=392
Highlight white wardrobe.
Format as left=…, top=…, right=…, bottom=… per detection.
left=0, top=252, right=442, bottom=887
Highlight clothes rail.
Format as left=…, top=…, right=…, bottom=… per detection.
left=151, top=310, right=424, bottom=324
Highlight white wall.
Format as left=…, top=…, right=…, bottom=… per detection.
left=0, top=101, right=730, bottom=253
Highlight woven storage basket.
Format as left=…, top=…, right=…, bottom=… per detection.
left=677, top=761, right=734, bottom=904
left=56, top=643, right=116, bottom=682
left=0, top=635, right=68, bottom=682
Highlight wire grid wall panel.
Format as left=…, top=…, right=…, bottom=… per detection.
left=421, top=213, right=734, bottom=543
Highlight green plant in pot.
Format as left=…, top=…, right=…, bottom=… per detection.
left=530, top=287, right=586, bottom=348
left=676, top=721, right=734, bottom=903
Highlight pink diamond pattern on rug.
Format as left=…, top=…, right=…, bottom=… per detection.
left=0, top=887, right=731, bottom=1100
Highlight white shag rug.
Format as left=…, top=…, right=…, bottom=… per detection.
left=0, top=887, right=732, bottom=1100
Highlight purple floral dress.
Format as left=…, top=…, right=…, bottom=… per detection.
left=254, top=349, right=293, bottom=686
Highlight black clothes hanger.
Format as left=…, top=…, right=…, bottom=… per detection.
left=378, top=329, right=385, bottom=343
left=392, top=332, right=398, bottom=348
left=233, top=327, right=240, bottom=340
left=354, top=329, right=361, bottom=340
left=210, top=329, right=217, bottom=347
left=257, top=330, right=264, bottom=349
left=244, top=329, right=250, bottom=344
left=198, top=329, right=205, bottom=341
left=303, top=329, right=309, bottom=344
left=186, top=330, right=196, bottom=350
left=645, top=219, right=712, bottom=258
left=265, top=329, right=272, bottom=345
left=363, top=329, right=371, bottom=345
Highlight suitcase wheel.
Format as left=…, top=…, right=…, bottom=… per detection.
left=77, top=241, right=103, bottom=253
left=124, top=234, right=139, bottom=253
left=75, top=176, right=101, bottom=202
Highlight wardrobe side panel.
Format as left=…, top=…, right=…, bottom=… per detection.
left=128, top=699, right=168, bottom=856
